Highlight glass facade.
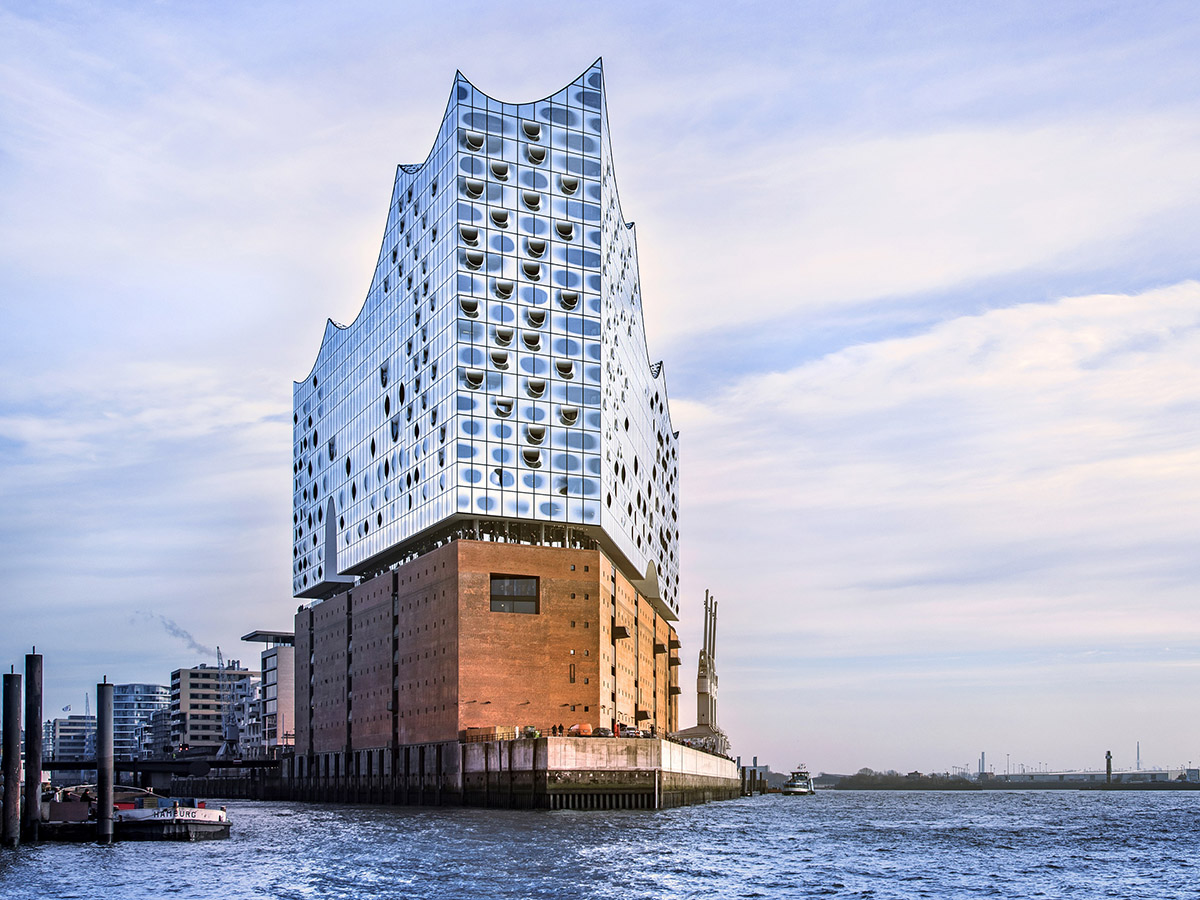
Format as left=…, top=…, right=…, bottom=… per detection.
left=293, top=61, right=680, bottom=619
left=112, top=682, right=169, bottom=760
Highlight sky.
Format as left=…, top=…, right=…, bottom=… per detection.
left=2, top=0, right=1198, bottom=776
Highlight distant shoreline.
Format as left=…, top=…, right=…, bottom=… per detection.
left=831, top=774, right=1200, bottom=792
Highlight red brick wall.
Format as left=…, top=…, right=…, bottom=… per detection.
left=349, top=570, right=395, bottom=750
left=294, top=607, right=312, bottom=754
left=309, top=592, right=349, bottom=754
left=662, top=624, right=681, bottom=734
left=610, top=556, right=637, bottom=728
left=393, top=543, right=460, bottom=745
left=295, top=539, right=682, bottom=752
left=457, top=541, right=604, bottom=735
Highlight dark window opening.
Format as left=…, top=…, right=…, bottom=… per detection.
left=490, top=575, right=539, bottom=614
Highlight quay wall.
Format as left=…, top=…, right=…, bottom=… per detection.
left=176, top=738, right=739, bottom=810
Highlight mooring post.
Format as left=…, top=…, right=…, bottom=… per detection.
left=23, top=651, right=42, bottom=843
left=1106, top=750, right=1113, bottom=785
left=2, top=672, right=22, bottom=848
left=96, top=680, right=114, bottom=844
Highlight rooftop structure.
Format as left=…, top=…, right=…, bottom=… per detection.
left=291, top=59, right=680, bottom=623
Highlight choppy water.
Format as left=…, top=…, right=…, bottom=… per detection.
left=1, top=791, right=1198, bottom=899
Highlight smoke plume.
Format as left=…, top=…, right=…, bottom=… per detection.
left=137, top=611, right=215, bottom=658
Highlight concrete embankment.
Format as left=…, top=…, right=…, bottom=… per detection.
left=175, top=737, right=740, bottom=810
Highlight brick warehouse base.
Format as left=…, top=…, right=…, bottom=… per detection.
left=216, top=737, right=739, bottom=810
left=295, top=539, right=682, bottom=756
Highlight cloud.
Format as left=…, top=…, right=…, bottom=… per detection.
left=636, top=117, right=1200, bottom=345
left=0, top=359, right=293, bottom=691
left=673, top=281, right=1200, bottom=767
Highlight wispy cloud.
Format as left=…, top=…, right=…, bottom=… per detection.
left=636, top=117, right=1200, bottom=345
left=676, top=281, right=1200, bottom=768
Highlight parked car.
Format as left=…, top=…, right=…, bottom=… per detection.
left=594, top=727, right=614, bottom=737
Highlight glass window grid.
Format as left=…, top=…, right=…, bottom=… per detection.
left=293, top=67, right=678, bottom=612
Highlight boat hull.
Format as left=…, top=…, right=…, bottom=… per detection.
left=118, top=820, right=231, bottom=841
left=114, top=806, right=230, bottom=841
left=39, top=819, right=231, bottom=842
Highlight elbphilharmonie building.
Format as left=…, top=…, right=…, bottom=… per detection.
left=292, top=61, right=683, bottom=753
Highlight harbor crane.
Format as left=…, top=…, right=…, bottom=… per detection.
left=214, top=646, right=240, bottom=759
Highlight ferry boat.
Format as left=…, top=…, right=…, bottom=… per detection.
left=782, top=766, right=816, bottom=796
left=44, top=785, right=231, bottom=841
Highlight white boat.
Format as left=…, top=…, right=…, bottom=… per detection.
left=45, top=785, right=231, bottom=841
left=782, top=766, right=815, bottom=795
left=115, top=799, right=231, bottom=841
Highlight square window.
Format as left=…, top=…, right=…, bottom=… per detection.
left=584, top=566, right=589, bottom=572
left=490, top=574, right=539, bottom=613
left=570, top=564, right=576, bottom=571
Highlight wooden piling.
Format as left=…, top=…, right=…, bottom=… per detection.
left=2, top=672, right=21, bottom=848
left=23, top=652, right=42, bottom=843
left=96, top=681, right=114, bottom=845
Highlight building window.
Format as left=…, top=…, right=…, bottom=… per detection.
left=490, top=575, right=539, bottom=614
left=570, top=664, right=576, bottom=684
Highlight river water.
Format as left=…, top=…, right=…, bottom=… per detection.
left=1, top=790, right=1197, bottom=899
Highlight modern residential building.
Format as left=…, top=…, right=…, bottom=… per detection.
left=237, top=680, right=264, bottom=759
left=112, top=683, right=169, bottom=760
left=169, top=663, right=257, bottom=754
left=142, top=707, right=172, bottom=758
left=51, top=715, right=94, bottom=760
left=292, top=61, right=683, bottom=771
left=50, top=714, right=95, bottom=785
left=242, top=631, right=295, bottom=758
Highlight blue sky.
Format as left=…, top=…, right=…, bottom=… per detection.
left=2, top=0, right=1198, bottom=774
